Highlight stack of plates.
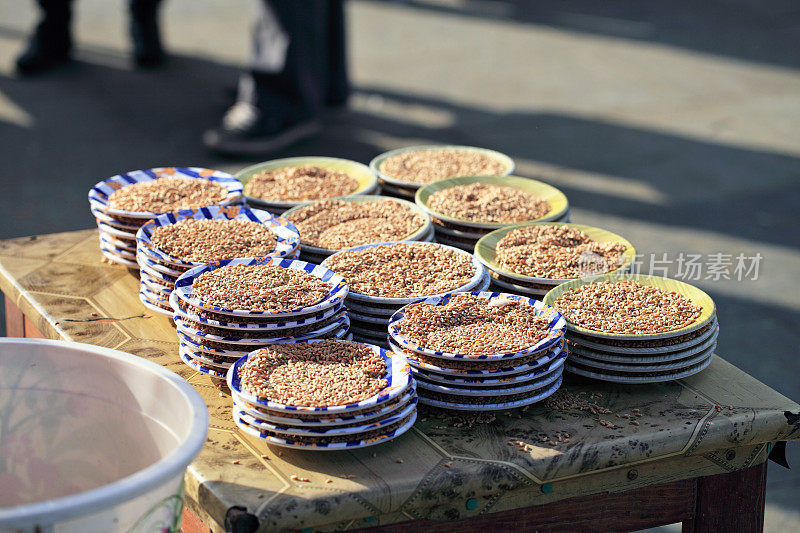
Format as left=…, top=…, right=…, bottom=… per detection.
left=321, top=242, right=490, bottom=348
left=135, top=206, right=301, bottom=316
left=88, top=167, right=244, bottom=268
left=474, top=222, right=636, bottom=299
left=236, top=157, right=379, bottom=215
left=227, top=340, right=417, bottom=450
left=169, top=257, right=350, bottom=378
left=387, top=292, right=567, bottom=411
left=282, top=195, right=436, bottom=264
left=543, top=274, right=718, bottom=384
left=415, top=176, right=570, bottom=252
left=369, top=145, right=515, bottom=201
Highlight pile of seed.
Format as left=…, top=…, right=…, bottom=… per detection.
left=496, top=225, right=627, bottom=279
left=150, top=219, right=277, bottom=263
left=238, top=340, right=388, bottom=407
left=399, top=293, right=552, bottom=354
left=379, top=149, right=507, bottom=185
left=428, top=183, right=550, bottom=223
left=286, top=199, right=425, bottom=250
left=244, top=166, right=359, bottom=202
left=322, top=243, right=475, bottom=298
left=192, top=263, right=331, bottom=311
left=554, top=280, right=702, bottom=334
left=107, top=177, right=229, bottom=213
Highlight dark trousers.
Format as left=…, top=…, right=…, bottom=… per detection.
left=240, top=0, right=349, bottom=124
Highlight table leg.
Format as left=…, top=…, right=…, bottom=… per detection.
left=5, top=294, right=25, bottom=337
left=682, top=461, right=767, bottom=533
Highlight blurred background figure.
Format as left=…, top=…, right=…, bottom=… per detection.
left=203, top=0, right=348, bottom=156
left=16, top=0, right=165, bottom=75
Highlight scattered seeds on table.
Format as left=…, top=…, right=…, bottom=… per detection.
left=244, top=165, right=359, bottom=202
left=496, top=225, right=627, bottom=279
left=379, top=149, right=507, bottom=185
left=286, top=199, right=425, bottom=250
left=192, top=263, right=330, bottom=311
left=107, top=177, right=229, bottom=213
left=238, top=340, right=388, bottom=407
left=554, top=280, right=702, bottom=334
left=322, top=242, right=475, bottom=298
left=428, top=183, right=550, bottom=224
left=150, top=218, right=278, bottom=263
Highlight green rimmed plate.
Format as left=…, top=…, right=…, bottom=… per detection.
left=236, top=157, right=379, bottom=210
left=475, top=222, right=636, bottom=284
left=282, top=195, right=433, bottom=256
left=370, top=145, right=514, bottom=189
left=543, top=274, right=716, bottom=341
left=415, top=175, right=569, bottom=230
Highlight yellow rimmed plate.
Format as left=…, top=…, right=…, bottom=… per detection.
left=415, top=175, right=569, bottom=230
left=475, top=222, right=636, bottom=284
left=370, top=145, right=514, bottom=189
left=543, top=274, right=716, bottom=341
left=236, top=157, right=379, bottom=210
left=282, top=195, right=432, bottom=256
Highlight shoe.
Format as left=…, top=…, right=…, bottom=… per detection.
left=16, top=35, right=71, bottom=76
left=203, top=102, right=322, bottom=156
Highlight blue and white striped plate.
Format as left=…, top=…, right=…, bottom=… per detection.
left=88, top=167, right=243, bottom=218
left=136, top=206, right=300, bottom=267
left=415, top=364, right=563, bottom=397
left=321, top=242, right=487, bottom=305
left=174, top=257, right=348, bottom=318
left=233, top=397, right=417, bottom=437
left=140, top=261, right=178, bottom=283
left=91, top=206, right=142, bottom=229
left=388, top=291, right=565, bottom=360
left=140, top=276, right=172, bottom=296
left=394, top=338, right=566, bottom=377
left=179, top=347, right=228, bottom=377
left=97, top=221, right=138, bottom=241
left=138, top=289, right=173, bottom=316
left=169, top=291, right=345, bottom=332
left=227, top=340, right=412, bottom=413
left=418, top=376, right=563, bottom=411
left=233, top=410, right=417, bottom=450
left=102, top=248, right=139, bottom=268
left=99, top=230, right=136, bottom=251
left=232, top=387, right=417, bottom=426
left=411, top=352, right=566, bottom=388
left=136, top=249, right=187, bottom=277
left=175, top=313, right=349, bottom=344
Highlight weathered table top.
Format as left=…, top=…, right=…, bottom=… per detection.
left=1, top=229, right=798, bottom=532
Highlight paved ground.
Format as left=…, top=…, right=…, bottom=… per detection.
left=0, top=1, right=798, bottom=530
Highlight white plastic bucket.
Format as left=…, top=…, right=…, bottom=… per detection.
left=0, top=338, right=208, bottom=532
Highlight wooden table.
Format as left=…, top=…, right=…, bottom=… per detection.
left=2, top=229, right=799, bottom=533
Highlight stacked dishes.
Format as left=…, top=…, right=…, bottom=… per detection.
left=370, top=145, right=514, bottom=201
left=283, top=196, right=434, bottom=264
left=321, top=242, right=489, bottom=348
left=135, top=206, right=301, bottom=316
left=169, top=257, right=350, bottom=379
left=544, top=274, right=718, bottom=384
left=415, top=176, right=570, bottom=252
left=388, top=292, right=567, bottom=411
left=88, top=167, right=244, bottom=268
left=236, top=157, right=379, bottom=215
left=227, top=339, right=416, bottom=450
left=474, top=222, right=636, bottom=299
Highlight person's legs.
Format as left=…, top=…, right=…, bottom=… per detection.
left=16, top=0, right=73, bottom=75
left=129, top=0, right=165, bottom=68
left=204, top=0, right=349, bottom=155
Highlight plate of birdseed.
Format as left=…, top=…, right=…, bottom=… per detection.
left=544, top=274, right=716, bottom=341
left=388, top=292, right=566, bottom=360
left=232, top=409, right=417, bottom=450
left=137, top=251, right=188, bottom=277
left=174, top=314, right=349, bottom=344
left=567, top=327, right=719, bottom=363
left=322, top=242, right=486, bottom=304
left=370, top=145, right=514, bottom=189
left=136, top=206, right=300, bottom=268
left=414, top=363, right=563, bottom=397
left=567, top=343, right=716, bottom=373
left=173, top=257, right=348, bottom=318
left=282, top=196, right=432, bottom=257
left=227, top=339, right=413, bottom=414
left=567, top=317, right=720, bottom=355
left=236, top=157, right=378, bottom=212
left=235, top=387, right=417, bottom=426
left=417, top=376, right=563, bottom=411
left=138, top=288, right=174, bottom=316
left=565, top=355, right=715, bottom=384
left=475, top=222, right=636, bottom=285
left=415, top=175, right=569, bottom=230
